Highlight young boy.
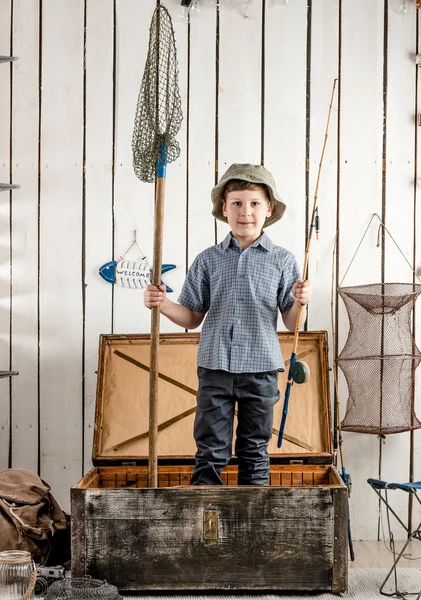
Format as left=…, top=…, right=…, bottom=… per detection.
left=144, top=163, right=312, bottom=486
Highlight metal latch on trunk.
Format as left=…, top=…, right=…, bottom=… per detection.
left=203, top=509, right=219, bottom=540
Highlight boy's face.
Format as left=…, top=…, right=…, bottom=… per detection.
left=222, top=188, right=272, bottom=248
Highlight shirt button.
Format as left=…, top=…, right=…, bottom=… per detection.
left=238, top=298, right=243, bottom=302
left=237, top=319, right=241, bottom=325
left=242, top=252, right=248, bottom=257
left=239, top=275, right=245, bottom=279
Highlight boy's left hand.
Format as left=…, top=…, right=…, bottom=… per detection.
left=292, top=279, right=312, bottom=306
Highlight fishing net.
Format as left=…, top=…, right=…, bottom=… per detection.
left=132, top=5, right=182, bottom=183
left=337, top=283, right=421, bottom=435
left=45, top=577, right=122, bottom=600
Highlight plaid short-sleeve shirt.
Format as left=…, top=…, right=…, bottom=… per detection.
left=178, top=232, right=300, bottom=373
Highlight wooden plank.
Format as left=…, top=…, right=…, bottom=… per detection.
left=10, top=0, right=40, bottom=472
left=84, top=0, right=114, bottom=474
left=381, top=1, right=417, bottom=536
left=338, top=0, right=385, bottom=541
left=307, top=0, right=339, bottom=334
left=39, top=0, right=84, bottom=511
left=303, top=470, right=314, bottom=486
left=72, top=467, right=99, bottom=489
left=70, top=487, right=86, bottom=578
left=216, top=0, right=262, bottom=243
left=281, top=471, right=292, bottom=486
left=169, top=472, right=180, bottom=487
left=160, top=1, right=188, bottom=333
left=180, top=471, right=190, bottom=486
left=84, top=487, right=336, bottom=591
left=292, top=471, right=304, bottom=486
left=414, top=9, right=421, bottom=534
left=187, top=0, right=217, bottom=296
left=332, top=488, right=348, bottom=592
left=264, top=0, right=307, bottom=320
left=112, top=0, right=158, bottom=334
left=0, top=0, right=12, bottom=470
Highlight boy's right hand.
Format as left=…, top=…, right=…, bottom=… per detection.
left=143, top=284, right=167, bottom=309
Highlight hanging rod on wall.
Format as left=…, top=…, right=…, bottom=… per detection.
left=0, top=56, right=18, bottom=63
left=0, top=371, right=19, bottom=379
left=0, top=184, right=20, bottom=192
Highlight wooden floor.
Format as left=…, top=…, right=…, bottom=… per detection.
left=350, top=540, right=421, bottom=568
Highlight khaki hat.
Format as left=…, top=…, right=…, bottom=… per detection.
left=211, top=163, right=286, bottom=228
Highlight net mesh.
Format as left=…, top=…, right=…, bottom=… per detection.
left=45, top=578, right=122, bottom=600
left=132, top=5, right=182, bottom=183
left=337, top=283, right=421, bottom=435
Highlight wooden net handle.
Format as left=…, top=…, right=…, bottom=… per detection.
left=149, top=175, right=166, bottom=488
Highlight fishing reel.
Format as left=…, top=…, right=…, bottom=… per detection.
left=290, top=361, right=310, bottom=384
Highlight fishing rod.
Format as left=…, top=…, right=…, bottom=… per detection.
left=277, top=79, right=337, bottom=448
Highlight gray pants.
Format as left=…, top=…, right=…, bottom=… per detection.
left=191, top=367, right=280, bottom=486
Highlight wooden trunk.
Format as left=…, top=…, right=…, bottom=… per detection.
left=71, top=332, right=348, bottom=592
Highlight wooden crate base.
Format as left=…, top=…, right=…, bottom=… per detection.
left=72, top=464, right=348, bottom=593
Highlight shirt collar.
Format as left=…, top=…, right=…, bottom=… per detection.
left=221, top=232, right=274, bottom=253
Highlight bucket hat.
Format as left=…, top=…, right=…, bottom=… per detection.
left=211, top=163, right=286, bottom=228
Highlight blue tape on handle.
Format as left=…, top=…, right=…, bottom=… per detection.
left=277, top=353, right=297, bottom=448
left=156, top=140, right=167, bottom=178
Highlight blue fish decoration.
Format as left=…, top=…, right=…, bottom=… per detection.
left=99, top=259, right=176, bottom=292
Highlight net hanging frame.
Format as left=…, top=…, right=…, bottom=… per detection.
left=336, top=215, right=421, bottom=436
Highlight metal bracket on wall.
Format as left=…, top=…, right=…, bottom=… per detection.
left=0, top=371, right=19, bottom=379
left=0, top=184, right=20, bottom=192
left=0, top=56, right=18, bottom=63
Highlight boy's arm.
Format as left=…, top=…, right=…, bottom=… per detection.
left=144, top=284, right=205, bottom=330
left=160, top=296, right=205, bottom=329
left=281, top=279, right=312, bottom=332
left=282, top=300, right=307, bottom=331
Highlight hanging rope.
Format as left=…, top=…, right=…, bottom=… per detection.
left=339, top=212, right=421, bottom=288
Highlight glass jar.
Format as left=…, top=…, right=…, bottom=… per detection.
left=0, top=551, right=36, bottom=600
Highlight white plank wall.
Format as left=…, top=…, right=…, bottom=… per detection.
left=414, top=8, right=421, bottom=531
left=264, top=0, right=307, bottom=316
left=0, top=0, right=12, bottom=471
left=382, top=0, right=417, bottom=527
left=113, top=0, right=156, bottom=335
left=188, top=3, right=217, bottom=296
left=11, top=0, right=40, bottom=473
left=339, top=0, right=386, bottom=541
left=307, top=0, right=338, bottom=336
left=84, top=0, right=114, bottom=473
left=1, top=0, right=421, bottom=541
left=161, top=0, right=189, bottom=334
left=39, top=1, right=84, bottom=508
left=217, top=0, right=262, bottom=244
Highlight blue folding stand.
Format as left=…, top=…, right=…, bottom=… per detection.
left=367, top=478, right=421, bottom=599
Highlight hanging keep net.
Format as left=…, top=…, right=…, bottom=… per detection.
left=132, top=5, right=182, bottom=183
left=337, top=283, right=421, bottom=435
left=45, top=578, right=123, bottom=600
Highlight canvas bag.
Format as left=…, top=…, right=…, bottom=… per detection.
left=0, top=469, right=68, bottom=564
